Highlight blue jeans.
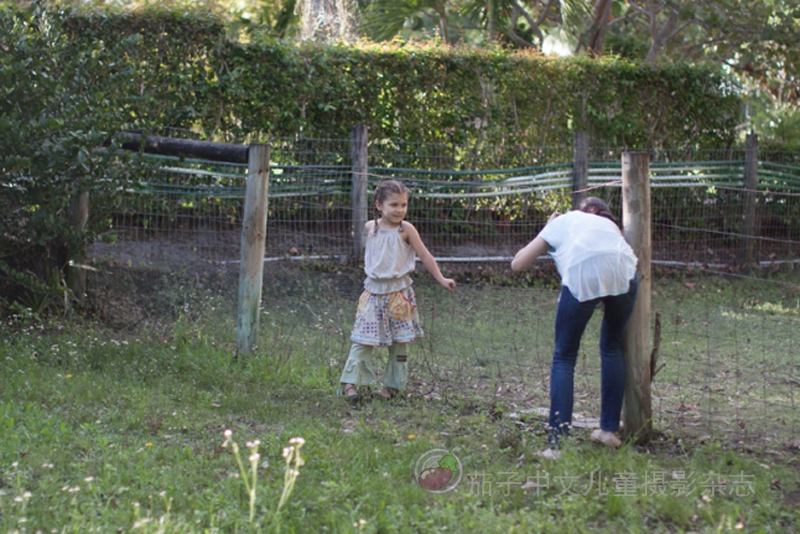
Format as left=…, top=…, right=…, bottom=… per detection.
left=549, top=274, right=639, bottom=440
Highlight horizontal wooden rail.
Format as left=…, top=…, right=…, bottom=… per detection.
left=116, top=132, right=249, bottom=164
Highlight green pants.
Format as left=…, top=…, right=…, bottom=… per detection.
left=338, top=343, right=408, bottom=392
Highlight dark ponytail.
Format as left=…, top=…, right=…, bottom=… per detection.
left=577, top=197, right=620, bottom=228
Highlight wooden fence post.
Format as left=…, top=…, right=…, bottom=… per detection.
left=67, top=189, right=89, bottom=305
left=351, top=124, right=369, bottom=258
left=740, top=133, right=759, bottom=264
left=572, top=131, right=589, bottom=209
left=237, top=144, right=270, bottom=358
left=621, top=151, right=653, bottom=444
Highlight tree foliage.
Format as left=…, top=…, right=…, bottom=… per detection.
left=348, top=0, right=799, bottom=147
left=53, top=7, right=739, bottom=150
left=597, top=0, right=799, bottom=144
left=0, top=4, right=148, bottom=314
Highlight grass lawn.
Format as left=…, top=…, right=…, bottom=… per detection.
left=1, top=264, right=798, bottom=533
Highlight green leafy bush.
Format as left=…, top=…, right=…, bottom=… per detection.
left=59, top=7, right=741, bottom=150
left=0, top=4, right=147, bottom=313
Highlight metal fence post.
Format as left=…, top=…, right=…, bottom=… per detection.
left=572, top=131, right=589, bottom=209
left=621, top=151, right=653, bottom=444
left=237, top=144, right=270, bottom=358
left=740, top=133, right=759, bottom=264
left=351, top=124, right=369, bottom=258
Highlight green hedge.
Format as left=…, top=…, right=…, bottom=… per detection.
left=60, top=7, right=741, bottom=150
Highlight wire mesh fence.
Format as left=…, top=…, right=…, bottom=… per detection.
left=88, top=131, right=800, bottom=448
left=96, top=135, right=800, bottom=267
left=258, top=265, right=800, bottom=448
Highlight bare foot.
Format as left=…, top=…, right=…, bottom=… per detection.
left=590, top=429, right=622, bottom=448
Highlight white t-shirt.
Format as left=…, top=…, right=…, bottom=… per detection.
left=363, top=225, right=417, bottom=294
left=538, top=211, right=638, bottom=302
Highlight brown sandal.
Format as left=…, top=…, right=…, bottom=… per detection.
left=374, top=387, right=399, bottom=400
left=342, top=383, right=359, bottom=401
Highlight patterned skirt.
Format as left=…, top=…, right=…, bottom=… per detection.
left=350, top=286, right=423, bottom=347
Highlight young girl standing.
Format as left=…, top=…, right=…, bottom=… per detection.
left=339, top=180, right=456, bottom=401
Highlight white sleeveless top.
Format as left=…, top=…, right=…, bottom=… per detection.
left=363, top=225, right=417, bottom=294
left=538, top=211, right=638, bottom=302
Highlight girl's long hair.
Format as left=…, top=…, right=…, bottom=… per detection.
left=577, top=197, right=620, bottom=228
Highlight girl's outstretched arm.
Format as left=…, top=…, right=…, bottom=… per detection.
left=511, top=211, right=560, bottom=272
left=511, top=236, right=550, bottom=272
left=403, top=222, right=456, bottom=292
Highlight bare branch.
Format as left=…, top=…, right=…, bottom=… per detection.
left=655, top=9, right=679, bottom=44
left=507, top=28, right=537, bottom=48
left=607, top=11, right=639, bottom=27
left=680, top=36, right=732, bottom=61
left=681, top=32, right=767, bottom=65
left=626, top=2, right=648, bottom=16
left=645, top=1, right=683, bottom=63
left=693, top=19, right=763, bottom=37
left=508, top=3, right=537, bottom=47
left=510, top=0, right=537, bottom=29
left=570, top=0, right=599, bottom=55
left=534, top=0, right=559, bottom=28
left=646, top=0, right=659, bottom=42
left=664, top=19, right=693, bottom=43
left=506, top=0, right=558, bottom=48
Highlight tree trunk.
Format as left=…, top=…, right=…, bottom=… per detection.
left=487, top=0, right=496, bottom=41
left=572, top=131, right=589, bottom=209
left=587, top=0, right=613, bottom=56
left=645, top=10, right=678, bottom=64
left=434, top=5, right=450, bottom=43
